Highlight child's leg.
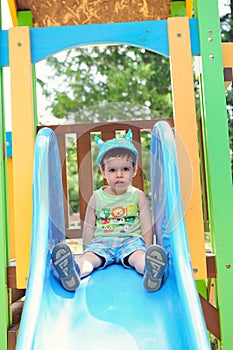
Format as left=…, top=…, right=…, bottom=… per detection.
left=127, top=244, right=167, bottom=292
left=76, top=251, right=104, bottom=278
left=52, top=243, right=105, bottom=291
left=127, top=249, right=146, bottom=275
left=51, top=242, right=80, bottom=292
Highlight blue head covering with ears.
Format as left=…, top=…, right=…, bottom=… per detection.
left=95, top=129, right=138, bottom=167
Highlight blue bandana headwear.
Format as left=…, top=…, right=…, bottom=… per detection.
left=95, top=129, right=138, bottom=167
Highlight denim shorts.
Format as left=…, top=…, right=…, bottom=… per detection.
left=84, top=236, right=146, bottom=268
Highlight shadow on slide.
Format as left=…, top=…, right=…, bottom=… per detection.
left=16, top=122, right=211, bottom=350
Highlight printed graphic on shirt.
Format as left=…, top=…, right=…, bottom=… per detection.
left=96, top=204, right=138, bottom=234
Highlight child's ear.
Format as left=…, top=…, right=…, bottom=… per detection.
left=100, top=167, right=106, bottom=178
left=133, top=165, right=138, bottom=177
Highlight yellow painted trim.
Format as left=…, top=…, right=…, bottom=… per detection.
left=168, top=17, right=207, bottom=280
left=7, top=0, right=18, bottom=26
left=222, top=42, right=233, bottom=67
left=186, top=0, right=193, bottom=18
left=9, top=26, right=34, bottom=288
left=222, top=43, right=233, bottom=89
left=7, top=158, right=15, bottom=259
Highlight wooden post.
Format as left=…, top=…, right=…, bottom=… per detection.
left=9, top=26, right=34, bottom=288
left=168, top=16, right=207, bottom=280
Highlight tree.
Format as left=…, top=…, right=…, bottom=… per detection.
left=220, top=0, right=233, bottom=172
left=38, top=45, right=172, bottom=123
left=220, top=0, right=232, bottom=42
left=37, top=45, right=173, bottom=215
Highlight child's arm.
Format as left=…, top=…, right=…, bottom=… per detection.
left=82, top=194, right=96, bottom=250
left=138, top=190, right=153, bottom=247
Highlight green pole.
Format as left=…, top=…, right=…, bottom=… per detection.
left=0, top=115, right=8, bottom=348
left=195, top=0, right=233, bottom=348
left=0, top=3, right=10, bottom=350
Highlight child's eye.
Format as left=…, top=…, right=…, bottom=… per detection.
left=123, top=167, right=130, bottom=171
left=109, top=168, right=116, bottom=172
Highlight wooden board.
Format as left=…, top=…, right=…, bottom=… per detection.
left=16, top=0, right=171, bottom=27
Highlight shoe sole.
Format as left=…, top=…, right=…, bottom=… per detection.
left=51, top=243, right=80, bottom=291
left=143, top=245, right=167, bottom=292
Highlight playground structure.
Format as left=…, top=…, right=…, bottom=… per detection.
left=16, top=122, right=211, bottom=350
left=0, top=0, right=233, bottom=349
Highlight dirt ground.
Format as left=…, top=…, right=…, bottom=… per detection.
left=16, top=0, right=171, bottom=27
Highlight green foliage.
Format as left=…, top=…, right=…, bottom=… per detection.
left=220, top=1, right=233, bottom=173
left=39, top=45, right=173, bottom=214
left=66, top=136, right=79, bottom=214
left=42, top=45, right=172, bottom=122
left=220, top=1, right=232, bottom=43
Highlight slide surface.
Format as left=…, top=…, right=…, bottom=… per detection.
left=16, top=123, right=211, bottom=350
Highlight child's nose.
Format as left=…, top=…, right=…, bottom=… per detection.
left=116, top=169, right=123, bottom=177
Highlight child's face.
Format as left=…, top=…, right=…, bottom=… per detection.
left=101, top=156, right=137, bottom=195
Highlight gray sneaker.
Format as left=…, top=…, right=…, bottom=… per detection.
left=143, top=245, right=167, bottom=292
left=51, top=242, right=80, bottom=292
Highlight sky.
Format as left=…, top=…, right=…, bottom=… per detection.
left=0, top=0, right=231, bottom=129
left=219, top=0, right=231, bottom=16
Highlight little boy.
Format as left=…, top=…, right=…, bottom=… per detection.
left=52, top=130, right=167, bottom=292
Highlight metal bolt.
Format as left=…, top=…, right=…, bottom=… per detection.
left=208, top=37, right=213, bottom=42
left=193, top=268, right=198, bottom=273
left=208, top=30, right=213, bottom=35
left=226, top=264, right=231, bottom=269
left=177, top=33, right=182, bottom=38
left=209, top=55, right=214, bottom=60
left=17, top=42, right=22, bottom=47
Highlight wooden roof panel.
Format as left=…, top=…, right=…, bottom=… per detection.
left=15, top=0, right=171, bottom=27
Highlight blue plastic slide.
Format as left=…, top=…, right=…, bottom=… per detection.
left=16, top=122, right=211, bottom=350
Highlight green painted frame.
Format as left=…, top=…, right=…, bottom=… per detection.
left=0, top=29, right=10, bottom=350
left=195, top=0, right=233, bottom=348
